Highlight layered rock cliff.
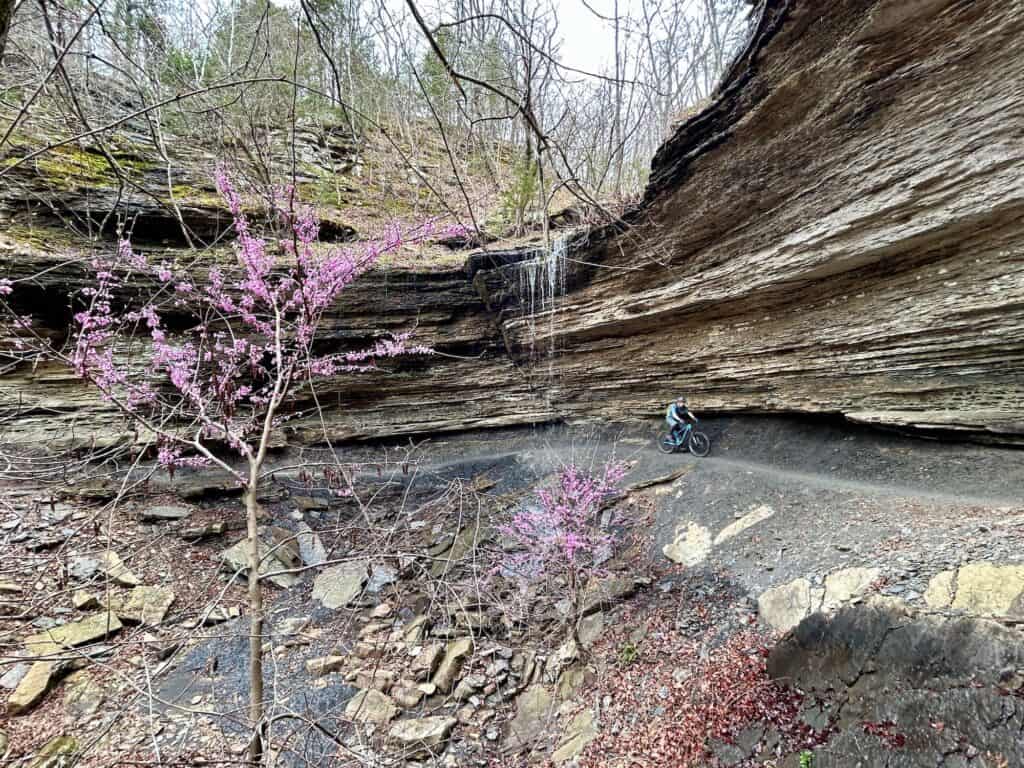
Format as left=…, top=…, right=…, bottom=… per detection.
left=499, top=0, right=1024, bottom=442
left=2, top=0, right=1023, bottom=449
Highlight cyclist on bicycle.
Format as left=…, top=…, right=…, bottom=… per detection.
left=666, top=397, right=697, bottom=442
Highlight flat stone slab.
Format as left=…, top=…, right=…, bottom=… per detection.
left=140, top=505, right=192, bottom=522
left=312, top=560, right=368, bottom=609
left=345, top=689, right=399, bottom=723
left=25, top=612, right=123, bottom=657
left=7, top=661, right=54, bottom=715
left=431, top=637, right=473, bottom=693
left=388, top=716, right=457, bottom=758
left=504, top=684, right=554, bottom=750
left=714, top=504, right=775, bottom=545
left=663, top=521, right=712, bottom=566
left=99, top=550, right=140, bottom=587
left=109, top=586, right=175, bottom=626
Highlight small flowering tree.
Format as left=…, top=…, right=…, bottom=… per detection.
left=503, top=461, right=627, bottom=648
left=0, top=168, right=455, bottom=765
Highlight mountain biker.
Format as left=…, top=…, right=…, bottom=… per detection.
left=666, top=397, right=697, bottom=443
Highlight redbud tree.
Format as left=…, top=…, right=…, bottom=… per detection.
left=502, top=461, right=627, bottom=650
left=0, top=168, right=458, bottom=764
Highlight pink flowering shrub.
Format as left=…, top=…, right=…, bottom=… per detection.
left=62, top=167, right=448, bottom=475
left=503, top=461, right=627, bottom=639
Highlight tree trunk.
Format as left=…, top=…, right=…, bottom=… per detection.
left=0, top=0, right=15, bottom=64
left=244, top=484, right=265, bottom=766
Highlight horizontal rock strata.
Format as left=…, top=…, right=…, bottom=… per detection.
left=2, top=0, right=1022, bottom=447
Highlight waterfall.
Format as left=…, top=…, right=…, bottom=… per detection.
left=514, top=233, right=569, bottom=373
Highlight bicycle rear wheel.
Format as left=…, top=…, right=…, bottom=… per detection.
left=688, top=431, right=710, bottom=457
left=657, top=435, right=677, bottom=454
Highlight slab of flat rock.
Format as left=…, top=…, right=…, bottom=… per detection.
left=504, top=684, right=554, bottom=750
left=72, top=590, right=98, bottom=610
left=8, top=661, right=56, bottom=715
left=64, top=672, right=105, bottom=718
left=758, top=579, right=818, bottom=633
left=312, top=560, right=368, bottom=609
left=951, top=562, right=1024, bottom=617
left=306, top=656, right=346, bottom=676
left=220, top=538, right=298, bottom=589
left=388, top=716, right=457, bottom=758
left=431, top=637, right=473, bottom=693
left=714, top=504, right=775, bottom=546
left=140, top=505, right=192, bottom=522
left=365, top=564, right=398, bottom=594
left=25, top=612, right=123, bottom=657
left=25, top=733, right=78, bottom=765
left=821, top=567, right=880, bottom=612
left=99, top=550, right=140, bottom=587
left=0, top=661, right=30, bottom=689
left=109, top=586, right=175, bottom=626
left=552, top=709, right=598, bottom=763
left=68, top=556, right=99, bottom=581
left=345, top=689, right=399, bottom=723
left=295, top=522, right=327, bottom=567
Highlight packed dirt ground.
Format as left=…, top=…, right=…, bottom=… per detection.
left=2, top=416, right=1023, bottom=767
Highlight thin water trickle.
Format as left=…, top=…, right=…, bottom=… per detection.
left=513, top=234, right=569, bottom=396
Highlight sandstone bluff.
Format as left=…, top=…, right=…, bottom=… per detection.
left=2, top=0, right=1022, bottom=447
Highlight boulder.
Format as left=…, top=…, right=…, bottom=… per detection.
left=924, top=569, right=956, bottom=609
left=388, top=716, right=457, bottom=758
left=580, top=575, right=639, bottom=615
left=821, top=567, right=881, bottom=612
left=312, top=560, right=368, bottom=609
left=344, top=689, right=399, bottom=723
left=452, top=673, right=486, bottom=701
left=391, top=683, right=425, bottom=708
left=758, top=579, right=819, bottom=633
left=352, top=668, right=396, bottom=692
left=663, top=521, right=713, bottom=566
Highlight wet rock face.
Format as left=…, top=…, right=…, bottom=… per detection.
left=503, top=0, right=1024, bottom=443
left=766, top=600, right=1024, bottom=767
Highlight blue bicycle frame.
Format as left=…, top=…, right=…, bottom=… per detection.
left=669, top=423, right=693, bottom=447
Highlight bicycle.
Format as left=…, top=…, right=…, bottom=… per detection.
left=658, top=418, right=711, bottom=457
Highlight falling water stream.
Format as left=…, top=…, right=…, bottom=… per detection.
left=514, top=234, right=569, bottom=397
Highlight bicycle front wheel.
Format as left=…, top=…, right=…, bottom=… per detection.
left=689, top=432, right=710, bottom=457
